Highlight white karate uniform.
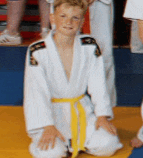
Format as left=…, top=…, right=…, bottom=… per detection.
left=123, top=0, right=143, bottom=54
left=24, top=31, right=123, bottom=158
left=89, top=0, right=116, bottom=107
left=123, top=0, right=143, bottom=21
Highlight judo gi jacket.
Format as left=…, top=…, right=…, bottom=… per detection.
left=24, top=31, right=113, bottom=140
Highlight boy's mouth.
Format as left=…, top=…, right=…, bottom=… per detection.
left=64, top=26, right=73, bottom=30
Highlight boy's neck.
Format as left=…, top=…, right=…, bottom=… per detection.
left=53, top=33, right=75, bottom=48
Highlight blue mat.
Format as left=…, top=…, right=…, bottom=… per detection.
left=0, top=46, right=26, bottom=105
left=0, top=46, right=143, bottom=105
left=128, top=147, right=143, bottom=158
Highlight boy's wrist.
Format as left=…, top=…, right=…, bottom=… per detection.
left=44, top=125, right=55, bottom=130
left=97, top=116, right=110, bottom=120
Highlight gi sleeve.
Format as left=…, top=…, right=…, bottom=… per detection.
left=23, top=47, right=54, bottom=134
left=99, top=0, right=112, bottom=5
left=87, top=52, right=113, bottom=118
left=123, top=0, right=143, bottom=20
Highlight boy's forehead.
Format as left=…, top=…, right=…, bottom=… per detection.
left=55, top=3, right=83, bottom=14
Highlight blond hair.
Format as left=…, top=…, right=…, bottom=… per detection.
left=54, top=0, right=88, bottom=15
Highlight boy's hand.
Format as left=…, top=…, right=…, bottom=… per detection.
left=37, top=125, right=65, bottom=150
left=96, top=116, right=117, bottom=135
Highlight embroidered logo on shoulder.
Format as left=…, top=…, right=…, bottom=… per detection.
left=95, top=44, right=101, bottom=57
left=81, top=37, right=101, bottom=57
left=81, top=37, right=96, bottom=45
left=29, top=41, right=46, bottom=65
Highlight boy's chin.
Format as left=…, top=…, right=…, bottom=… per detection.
left=54, top=30, right=78, bottom=37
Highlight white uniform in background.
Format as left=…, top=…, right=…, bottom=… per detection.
left=123, top=0, right=143, bottom=21
left=89, top=0, right=116, bottom=107
left=24, top=31, right=122, bottom=158
left=123, top=0, right=143, bottom=54
left=124, top=0, right=143, bottom=143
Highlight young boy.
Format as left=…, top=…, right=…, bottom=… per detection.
left=24, top=0, right=123, bottom=157
left=124, top=0, right=143, bottom=53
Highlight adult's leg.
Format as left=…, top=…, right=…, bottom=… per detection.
left=38, top=0, right=50, bottom=38
left=7, top=0, right=27, bottom=35
left=0, top=0, right=26, bottom=45
left=89, top=1, right=116, bottom=107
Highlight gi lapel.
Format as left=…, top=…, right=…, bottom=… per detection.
left=45, top=32, right=69, bottom=88
left=68, top=36, right=81, bottom=89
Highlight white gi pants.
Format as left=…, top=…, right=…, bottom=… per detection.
left=89, top=1, right=116, bottom=107
left=29, top=127, right=122, bottom=158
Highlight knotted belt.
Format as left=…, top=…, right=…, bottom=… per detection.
left=51, top=94, right=86, bottom=158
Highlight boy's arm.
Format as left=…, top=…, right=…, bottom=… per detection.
left=24, top=45, right=54, bottom=134
left=87, top=47, right=117, bottom=135
left=88, top=53, right=113, bottom=118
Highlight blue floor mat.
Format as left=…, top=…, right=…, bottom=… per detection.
left=0, top=46, right=143, bottom=105
left=128, top=147, right=143, bottom=158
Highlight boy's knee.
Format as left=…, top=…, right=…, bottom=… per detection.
left=87, top=136, right=122, bottom=156
left=97, top=136, right=122, bottom=156
left=86, top=128, right=123, bottom=156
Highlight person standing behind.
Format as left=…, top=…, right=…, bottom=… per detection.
left=124, top=0, right=143, bottom=148
left=0, top=0, right=52, bottom=45
left=88, top=0, right=116, bottom=108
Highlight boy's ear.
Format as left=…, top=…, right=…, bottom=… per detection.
left=50, top=13, right=55, bottom=25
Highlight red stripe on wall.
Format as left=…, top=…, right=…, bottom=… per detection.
left=0, top=15, right=6, bottom=21
left=20, top=31, right=40, bottom=39
left=26, top=0, right=38, bottom=5
left=0, top=15, right=40, bottom=22
left=82, top=8, right=90, bottom=34
left=22, top=15, right=40, bottom=21
left=0, top=0, right=38, bottom=5
left=0, top=0, right=6, bottom=5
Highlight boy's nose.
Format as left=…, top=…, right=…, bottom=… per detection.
left=66, top=18, right=72, bottom=24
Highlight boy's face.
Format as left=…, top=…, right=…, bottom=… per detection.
left=50, top=3, right=84, bottom=37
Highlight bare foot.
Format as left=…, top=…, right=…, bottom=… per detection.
left=131, top=137, right=143, bottom=148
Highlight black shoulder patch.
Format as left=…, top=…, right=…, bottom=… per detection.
left=29, top=41, right=46, bottom=65
left=81, top=37, right=101, bottom=57
left=81, top=37, right=96, bottom=45
left=95, top=44, right=101, bottom=57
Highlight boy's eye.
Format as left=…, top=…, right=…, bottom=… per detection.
left=73, top=16, right=80, bottom=20
left=60, top=14, right=66, bottom=17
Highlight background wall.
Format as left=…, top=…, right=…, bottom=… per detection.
left=0, top=0, right=143, bottom=106
left=0, top=0, right=131, bottom=45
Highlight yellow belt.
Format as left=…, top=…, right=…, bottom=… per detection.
left=51, top=94, right=86, bottom=158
